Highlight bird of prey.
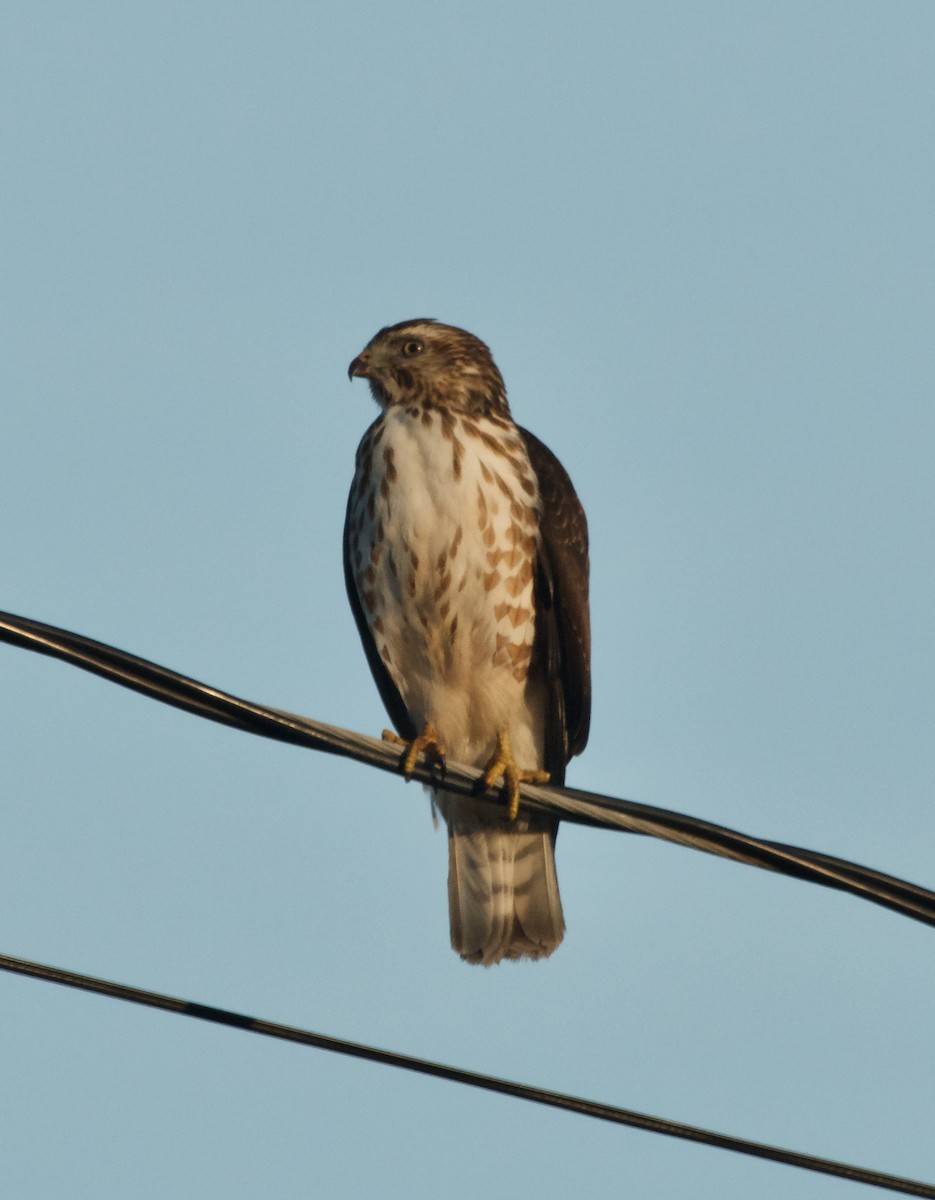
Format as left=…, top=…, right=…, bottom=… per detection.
left=344, top=319, right=590, bottom=964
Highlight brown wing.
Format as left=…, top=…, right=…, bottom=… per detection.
left=342, top=441, right=416, bottom=742
left=520, top=427, right=592, bottom=785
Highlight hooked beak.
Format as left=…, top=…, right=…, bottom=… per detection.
left=348, top=354, right=371, bottom=381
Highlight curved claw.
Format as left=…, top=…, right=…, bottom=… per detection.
left=479, top=729, right=550, bottom=820
left=383, top=723, right=446, bottom=780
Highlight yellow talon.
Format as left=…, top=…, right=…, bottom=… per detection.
left=479, top=729, right=550, bottom=820
left=383, top=723, right=446, bottom=779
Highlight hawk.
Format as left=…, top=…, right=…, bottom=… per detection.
left=344, top=319, right=590, bottom=964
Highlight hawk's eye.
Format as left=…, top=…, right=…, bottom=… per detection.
left=401, top=339, right=424, bottom=357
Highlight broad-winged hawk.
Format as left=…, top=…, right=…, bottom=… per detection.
left=345, top=320, right=590, bottom=964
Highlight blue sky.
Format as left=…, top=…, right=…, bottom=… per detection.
left=2, top=3, right=934, bottom=1196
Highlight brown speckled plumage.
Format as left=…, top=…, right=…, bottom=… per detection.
left=344, top=320, right=590, bottom=964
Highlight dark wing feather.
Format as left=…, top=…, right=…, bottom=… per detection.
left=342, top=441, right=416, bottom=741
left=520, top=428, right=591, bottom=785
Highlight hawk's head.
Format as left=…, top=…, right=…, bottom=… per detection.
left=348, top=319, right=509, bottom=418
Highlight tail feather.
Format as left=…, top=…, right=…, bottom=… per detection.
left=440, top=792, right=564, bottom=965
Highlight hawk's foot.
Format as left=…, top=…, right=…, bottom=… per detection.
left=383, top=723, right=446, bottom=780
left=479, top=729, right=550, bottom=821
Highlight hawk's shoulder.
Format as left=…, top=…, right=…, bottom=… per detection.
left=343, top=416, right=416, bottom=741
left=520, top=427, right=591, bottom=776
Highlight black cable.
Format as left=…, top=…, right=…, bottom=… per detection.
left=0, top=950, right=931, bottom=1197
left=2, top=608, right=934, bottom=930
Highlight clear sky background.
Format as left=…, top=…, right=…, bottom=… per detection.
left=2, top=3, right=934, bottom=1197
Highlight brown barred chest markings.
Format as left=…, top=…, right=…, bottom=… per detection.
left=347, top=404, right=541, bottom=707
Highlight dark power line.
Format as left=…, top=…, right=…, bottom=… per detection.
left=3, top=612, right=934, bottom=1191
left=3, top=608, right=935, bottom=929
left=1, top=950, right=933, bottom=1198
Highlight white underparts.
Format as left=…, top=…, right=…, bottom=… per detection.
left=347, top=403, right=565, bottom=964
left=348, top=405, right=545, bottom=770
